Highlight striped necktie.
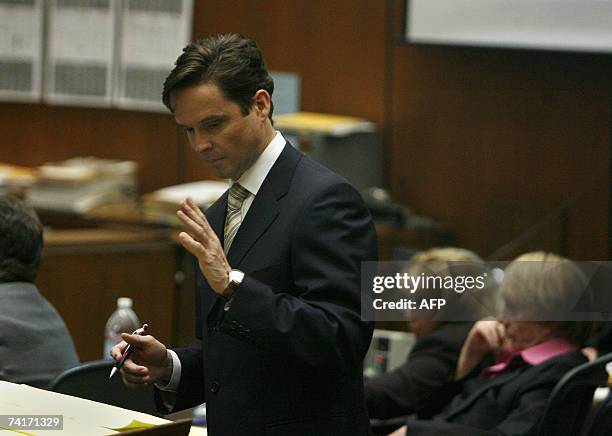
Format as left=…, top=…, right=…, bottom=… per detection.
left=224, top=182, right=250, bottom=254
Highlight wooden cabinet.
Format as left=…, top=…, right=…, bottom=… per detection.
left=38, top=228, right=195, bottom=362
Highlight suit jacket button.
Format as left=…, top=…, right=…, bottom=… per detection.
left=210, top=381, right=220, bottom=394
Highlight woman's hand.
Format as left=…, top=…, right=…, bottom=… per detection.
left=455, top=320, right=505, bottom=380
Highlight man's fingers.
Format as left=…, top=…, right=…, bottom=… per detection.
left=117, top=356, right=149, bottom=386
left=177, top=210, right=207, bottom=240
left=180, top=198, right=215, bottom=237
left=186, top=197, right=208, bottom=223
left=180, top=198, right=206, bottom=228
left=110, top=341, right=128, bottom=361
left=120, top=332, right=151, bottom=345
left=122, top=357, right=149, bottom=375
left=176, top=210, right=218, bottom=251
left=120, top=369, right=151, bottom=388
left=178, top=231, right=206, bottom=257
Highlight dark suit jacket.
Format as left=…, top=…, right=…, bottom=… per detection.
left=405, top=350, right=588, bottom=436
left=169, top=144, right=377, bottom=435
left=365, top=322, right=473, bottom=420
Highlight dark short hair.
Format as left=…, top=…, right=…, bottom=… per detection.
left=0, top=196, right=43, bottom=283
left=162, top=33, right=274, bottom=120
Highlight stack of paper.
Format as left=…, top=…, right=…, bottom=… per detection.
left=0, top=163, right=37, bottom=195
left=0, top=381, right=205, bottom=435
left=27, top=157, right=138, bottom=213
left=142, top=181, right=228, bottom=227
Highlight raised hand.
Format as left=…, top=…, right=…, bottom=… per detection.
left=176, top=197, right=231, bottom=295
left=455, top=320, right=506, bottom=380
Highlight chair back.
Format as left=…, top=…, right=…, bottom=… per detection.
left=537, top=352, right=612, bottom=436
left=583, top=389, right=612, bottom=436
left=49, top=359, right=158, bottom=415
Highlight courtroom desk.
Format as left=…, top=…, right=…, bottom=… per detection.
left=39, top=227, right=196, bottom=362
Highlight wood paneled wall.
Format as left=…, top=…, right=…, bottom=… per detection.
left=0, top=0, right=609, bottom=259
left=387, top=1, right=611, bottom=260
left=182, top=0, right=388, bottom=181
left=389, top=44, right=611, bottom=260
left=0, top=104, right=181, bottom=194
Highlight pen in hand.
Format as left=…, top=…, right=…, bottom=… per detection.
left=109, top=323, right=149, bottom=379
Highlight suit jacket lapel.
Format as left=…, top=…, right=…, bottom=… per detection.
left=207, top=190, right=228, bottom=241
left=226, top=180, right=279, bottom=267
left=227, top=143, right=301, bottom=268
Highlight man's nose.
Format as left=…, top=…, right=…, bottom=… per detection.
left=192, top=132, right=212, bottom=153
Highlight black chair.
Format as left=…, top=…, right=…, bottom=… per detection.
left=583, top=389, right=612, bottom=436
left=537, top=352, right=612, bottom=436
left=49, top=359, right=159, bottom=415
left=370, top=416, right=413, bottom=436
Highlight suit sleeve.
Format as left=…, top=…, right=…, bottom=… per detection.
left=218, top=181, right=377, bottom=371
left=158, top=268, right=206, bottom=412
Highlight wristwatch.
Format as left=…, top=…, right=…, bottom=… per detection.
left=222, top=269, right=244, bottom=301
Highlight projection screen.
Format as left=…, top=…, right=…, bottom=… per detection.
left=406, top=0, right=612, bottom=53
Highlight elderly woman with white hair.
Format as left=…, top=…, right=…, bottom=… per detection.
left=388, top=252, right=597, bottom=436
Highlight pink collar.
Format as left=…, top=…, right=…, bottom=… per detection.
left=481, top=338, right=577, bottom=377
left=520, top=338, right=578, bottom=366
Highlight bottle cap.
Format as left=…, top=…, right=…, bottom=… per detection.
left=117, top=297, right=133, bottom=308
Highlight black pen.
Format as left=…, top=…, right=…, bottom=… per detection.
left=109, top=323, right=148, bottom=379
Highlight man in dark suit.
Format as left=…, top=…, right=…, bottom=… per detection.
left=112, top=34, right=377, bottom=435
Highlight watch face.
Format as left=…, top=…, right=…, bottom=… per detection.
left=229, top=269, right=244, bottom=284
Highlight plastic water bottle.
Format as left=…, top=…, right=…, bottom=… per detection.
left=103, top=297, right=141, bottom=359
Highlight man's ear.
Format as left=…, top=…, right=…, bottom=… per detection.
left=252, top=89, right=271, bottom=121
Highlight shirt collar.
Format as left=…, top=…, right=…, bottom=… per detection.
left=235, top=131, right=286, bottom=195
left=481, top=338, right=577, bottom=378
left=520, top=338, right=578, bottom=366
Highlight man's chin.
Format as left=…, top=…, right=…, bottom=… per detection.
left=206, top=162, right=233, bottom=180
left=210, top=170, right=231, bottom=180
